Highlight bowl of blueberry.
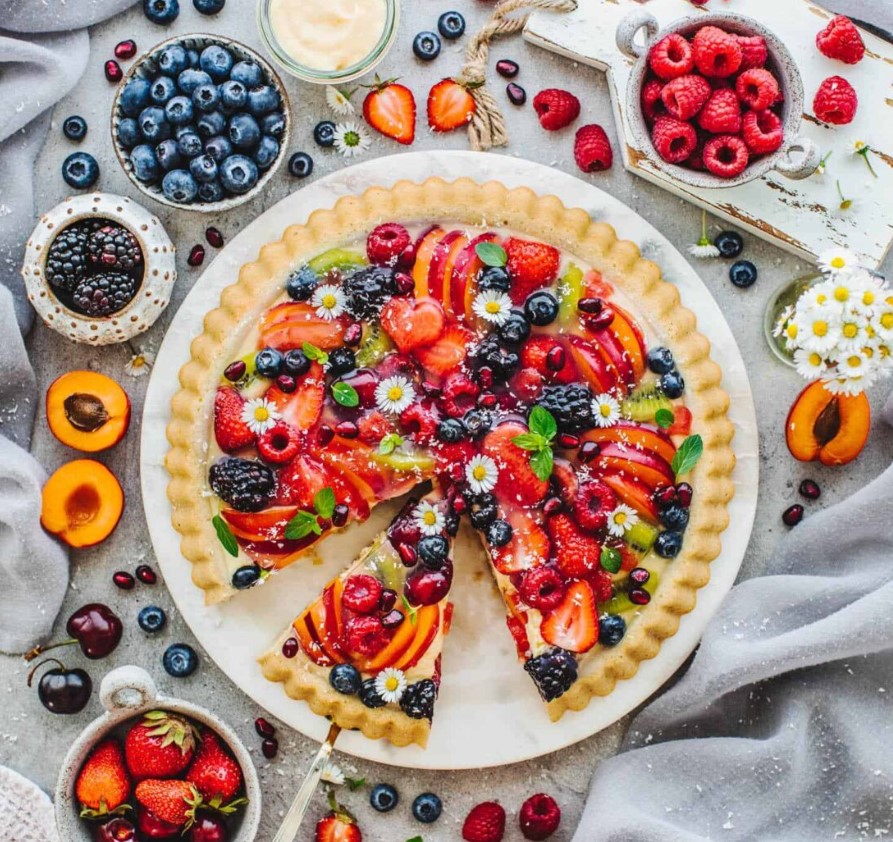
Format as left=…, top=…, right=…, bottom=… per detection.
left=111, top=34, right=290, bottom=211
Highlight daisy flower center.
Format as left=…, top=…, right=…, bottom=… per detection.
left=485, top=301, right=501, bottom=314
left=834, top=287, right=849, bottom=302
left=384, top=676, right=400, bottom=692
left=786, top=324, right=798, bottom=339
left=809, top=352, right=823, bottom=367
left=388, top=385, right=404, bottom=402
left=831, top=257, right=846, bottom=270
left=847, top=355, right=862, bottom=369
left=812, top=320, right=828, bottom=337
left=614, top=512, right=627, bottom=526
left=254, top=407, right=270, bottom=422
left=343, top=130, right=360, bottom=148
left=472, top=465, right=488, bottom=481
left=322, top=294, right=337, bottom=309
left=882, top=314, right=893, bottom=330
left=842, top=323, right=859, bottom=339
left=422, top=511, right=437, bottom=526
left=599, top=404, right=612, bottom=418
left=816, top=294, right=827, bottom=305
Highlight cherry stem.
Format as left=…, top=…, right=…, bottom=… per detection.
left=26, top=657, right=66, bottom=687
left=22, top=638, right=77, bottom=662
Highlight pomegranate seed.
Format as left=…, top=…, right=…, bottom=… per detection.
left=478, top=392, right=497, bottom=408
left=261, top=738, right=278, bottom=759
left=675, top=483, right=693, bottom=508
left=586, top=307, right=615, bottom=330
left=629, top=567, right=650, bottom=586
left=496, top=59, right=520, bottom=78
left=783, top=505, right=804, bottom=527
left=317, top=425, right=334, bottom=446
left=275, top=374, right=296, bottom=393
left=577, top=297, right=603, bottom=314
left=451, top=495, right=467, bottom=515
left=654, top=486, right=678, bottom=508
left=281, top=637, right=299, bottom=658
left=798, top=479, right=821, bottom=500
left=381, top=609, right=405, bottom=628
left=397, top=243, right=417, bottom=269
left=507, top=83, right=527, bottom=105
left=558, top=433, right=580, bottom=449
left=546, top=346, right=566, bottom=371
left=477, top=367, right=494, bottom=389
left=205, top=227, right=224, bottom=248
left=379, top=588, right=398, bottom=612
left=114, top=40, right=137, bottom=60
left=449, top=462, right=464, bottom=482
left=331, top=504, right=349, bottom=527
left=580, top=441, right=601, bottom=462
left=343, top=323, right=362, bottom=347
left=398, top=543, right=417, bottom=566
left=629, top=588, right=651, bottom=605
left=543, top=497, right=564, bottom=517
left=421, top=381, right=442, bottom=399
left=187, top=244, right=205, bottom=267
left=104, top=60, right=123, bottom=82
left=113, top=571, right=135, bottom=590
left=254, top=717, right=275, bottom=738
left=135, top=565, right=157, bottom=585
left=224, top=360, right=246, bottom=382
left=394, top=272, right=415, bottom=295
left=335, top=421, right=358, bottom=439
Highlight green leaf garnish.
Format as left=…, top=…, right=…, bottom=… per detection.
left=529, top=405, right=558, bottom=440
left=212, top=515, right=239, bottom=557
left=512, top=406, right=557, bottom=482
left=284, top=510, right=322, bottom=540
left=475, top=242, right=507, bottom=267
left=314, top=487, right=336, bottom=520
left=600, top=546, right=622, bottom=574
left=512, top=433, right=547, bottom=451
left=378, top=433, right=404, bottom=455
left=401, top=594, right=418, bottom=626
left=671, top=434, right=703, bottom=479
left=406, top=837, right=424, bottom=842
left=346, top=777, right=366, bottom=791
left=655, top=408, right=675, bottom=430
left=530, top=448, right=554, bottom=482
left=302, top=341, right=329, bottom=365
left=332, top=381, right=359, bottom=408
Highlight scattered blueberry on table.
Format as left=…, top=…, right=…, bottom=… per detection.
left=413, top=31, right=442, bottom=62
left=61, top=152, right=99, bottom=189
left=288, top=151, right=314, bottom=179
left=163, top=642, right=199, bottom=677
left=62, top=115, right=87, bottom=142
left=729, top=259, right=758, bottom=288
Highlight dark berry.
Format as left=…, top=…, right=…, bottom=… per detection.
left=418, top=535, right=449, bottom=568
left=468, top=493, right=498, bottom=530
left=71, top=272, right=137, bottom=316
left=288, top=152, right=313, bottom=179
left=660, top=505, right=689, bottom=531
left=438, top=11, right=465, bottom=39
left=413, top=31, right=442, bottom=62
left=496, top=59, right=519, bottom=78
left=143, top=0, right=180, bottom=24
left=105, top=60, right=123, bottom=82
left=399, top=679, right=437, bottom=720
left=88, top=226, right=142, bottom=272
left=524, top=648, right=578, bottom=702
left=63, top=116, right=88, bottom=142
left=478, top=265, right=511, bottom=292
left=137, top=606, right=167, bottom=633
left=577, top=297, right=603, bottom=314
left=524, top=291, right=559, bottom=326
left=205, top=226, right=224, bottom=248
left=163, top=643, right=198, bottom=678
left=471, top=336, right=519, bottom=383
left=281, top=637, right=299, bottom=658
left=255, top=348, right=283, bottom=378
left=497, top=309, right=531, bottom=346
left=255, top=717, right=275, bottom=738
left=660, top=371, right=685, bottom=399
left=286, top=266, right=317, bottom=301
left=328, top=348, right=356, bottom=376
left=535, top=383, right=595, bottom=434
left=329, top=663, right=361, bottom=695
left=332, top=503, right=350, bottom=528
left=188, top=244, right=205, bottom=267
left=342, top=266, right=397, bottom=320
left=115, top=40, right=137, bottom=60
left=412, top=792, right=443, bottom=823
left=370, top=783, right=399, bottom=813
left=113, top=571, right=135, bottom=590
left=599, top=615, right=626, bottom=646
left=463, top=408, right=493, bottom=439
left=359, top=678, right=387, bottom=708
left=507, top=83, right=527, bottom=106
left=729, top=260, right=758, bottom=289
left=676, top=482, right=693, bottom=508
left=45, top=225, right=90, bottom=292
left=630, top=588, right=651, bottom=605
left=209, top=457, right=275, bottom=512
left=799, top=479, right=821, bottom=500
left=232, top=565, right=261, bottom=589
left=714, top=230, right=744, bottom=259
left=314, top=120, right=336, bottom=147
left=283, top=349, right=311, bottom=377
left=486, top=519, right=513, bottom=547
left=647, top=347, right=675, bottom=375
left=261, top=738, right=278, bottom=759
left=136, top=565, right=157, bottom=584
left=437, top=418, right=466, bottom=443
left=654, top=530, right=683, bottom=558
left=783, top=504, right=804, bottom=527
left=193, top=0, right=225, bottom=13
left=62, top=152, right=99, bottom=189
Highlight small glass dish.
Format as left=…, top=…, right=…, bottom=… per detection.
left=763, top=272, right=822, bottom=367
left=257, top=0, right=399, bottom=84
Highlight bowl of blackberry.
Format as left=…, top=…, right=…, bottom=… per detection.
left=111, top=34, right=290, bottom=212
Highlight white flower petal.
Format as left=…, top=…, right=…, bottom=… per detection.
left=333, top=122, right=371, bottom=158
left=375, top=376, right=415, bottom=415
left=326, top=86, right=355, bottom=116
left=607, top=504, right=638, bottom=538
left=592, top=394, right=621, bottom=428
left=414, top=501, right=446, bottom=536
left=472, top=290, right=512, bottom=325
left=311, top=284, right=346, bottom=320
left=241, top=398, right=281, bottom=435
left=374, top=668, right=407, bottom=704
left=466, top=454, right=499, bottom=494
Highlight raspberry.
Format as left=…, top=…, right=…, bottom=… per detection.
left=816, top=15, right=865, bottom=65
left=697, top=88, right=741, bottom=134
left=532, top=89, right=580, bottom=131
left=519, top=793, right=561, bottom=841
left=742, top=109, right=784, bottom=155
left=357, top=410, right=394, bottom=444
left=366, top=222, right=411, bottom=266
left=573, top=124, right=613, bottom=173
left=518, top=567, right=565, bottom=612
left=343, top=615, right=388, bottom=657
left=648, top=33, right=694, bottom=80
left=547, top=513, right=601, bottom=579
left=737, top=35, right=768, bottom=71
left=440, top=372, right=480, bottom=417
left=651, top=116, right=697, bottom=164
left=572, top=480, right=618, bottom=533
left=462, top=802, right=506, bottom=842
left=703, top=134, right=750, bottom=178
left=342, top=574, right=383, bottom=614
left=813, top=75, right=858, bottom=125
left=641, top=79, right=666, bottom=123
left=660, top=74, right=711, bottom=121
left=587, top=567, right=614, bottom=603
left=692, top=25, right=743, bottom=78
left=399, top=401, right=440, bottom=445
left=256, top=422, right=301, bottom=465
left=735, top=68, right=780, bottom=111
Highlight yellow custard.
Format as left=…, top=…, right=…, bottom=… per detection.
left=268, top=0, right=388, bottom=72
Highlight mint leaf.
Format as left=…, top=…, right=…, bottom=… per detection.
left=302, top=341, right=329, bottom=365
left=346, top=777, right=366, bottom=791
left=655, top=408, right=675, bottom=430
left=285, top=510, right=322, bottom=540
left=378, top=433, right=404, bottom=455
left=671, top=434, right=703, bottom=479
left=332, top=381, right=359, bottom=408
left=529, top=405, right=557, bottom=441
left=212, top=515, right=239, bottom=557
left=313, top=487, right=336, bottom=519
left=475, top=241, right=507, bottom=267
left=512, top=432, right=547, bottom=451
left=406, top=837, right=424, bottom=842
left=530, top=447, right=554, bottom=482
left=600, top=546, right=622, bottom=574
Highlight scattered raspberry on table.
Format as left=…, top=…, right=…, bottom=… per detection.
left=813, top=75, right=858, bottom=125
left=816, top=15, right=865, bottom=64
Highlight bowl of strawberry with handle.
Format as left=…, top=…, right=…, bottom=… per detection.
left=616, top=9, right=821, bottom=188
left=55, top=665, right=261, bottom=842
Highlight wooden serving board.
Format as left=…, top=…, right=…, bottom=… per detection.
left=525, top=0, right=893, bottom=269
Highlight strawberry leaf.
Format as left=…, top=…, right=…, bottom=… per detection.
left=314, top=487, right=336, bottom=519
left=600, top=546, right=622, bottom=574
left=475, top=241, right=507, bottom=267
left=285, top=510, right=322, bottom=540
left=528, top=405, right=557, bottom=441
left=302, top=341, right=329, bottom=365
left=530, top=447, right=554, bottom=482
left=332, top=381, right=359, bottom=408
left=671, top=434, right=703, bottom=479
left=346, top=777, right=366, bottom=791
left=655, top=408, right=675, bottom=429
left=212, top=515, right=239, bottom=557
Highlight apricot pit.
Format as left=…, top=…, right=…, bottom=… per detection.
left=46, top=371, right=130, bottom=453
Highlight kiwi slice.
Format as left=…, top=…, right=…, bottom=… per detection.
left=621, top=386, right=673, bottom=423
left=604, top=568, right=660, bottom=615
left=623, top=520, right=659, bottom=554
left=307, top=248, right=367, bottom=276
left=373, top=449, right=436, bottom=473
left=355, top=323, right=395, bottom=368
left=557, top=263, right=584, bottom=325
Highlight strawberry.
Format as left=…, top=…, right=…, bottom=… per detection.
left=213, top=387, right=255, bottom=453
left=134, top=779, right=202, bottom=828
left=75, top=738, right=131, bottom=817
left=463, top=801, right=506, bottom=842
left=504, top=238, right=560, bottom=305
left=124, top=711, right=197, bottom=780
left=266, top=362, right=324, bottom=430
left=546, top=513, right=602, bottom=579
left=185, top=731, right=243, bottom=804
left=316, top=791, right=362, bottom=842
left=427, top=79, right=476, bottom=132
left=276, top=452, right=329, bottom=507
left=380, top=295, right=445, bottom=353
left=482, top=421, right=550, bottom=506
left=520, top=336, right=576, bottom=384
left=489, top=505, right=550, bottom=575
left=541, top=579, right=599, bottom=653
left=412, top=323, right=472, bottom=377
left=363, top=78, right=416, bottom=145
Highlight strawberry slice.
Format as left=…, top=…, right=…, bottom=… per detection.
left=275, top=451, right=329, bottom=507
left=481, top=420, right=550, bottom=506
left=427, top=79, right=476, bottom=133
left=214, top=386, right=255, bottom=453
left=267, top=362, right=324, bottom=431
left=489, top=505, right=550, bottom=575
left=505, top=237, right=561, bottom=305
left=380, top=295, right=445, bottom=353
left=520, top=336, right=577, bottom=384
left=541, top=580, right=598, bottom=653
left=363, top=79, right=416, bottom=145
left=412, top=323, right=472, bottom=378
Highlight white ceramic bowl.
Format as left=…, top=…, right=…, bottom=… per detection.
left=54, top=666, right=261, bottom=842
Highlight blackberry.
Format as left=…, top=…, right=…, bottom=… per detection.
left=209, top=457, right=275, bottom=512
left=399, top=678, right=436, bottom=720
left=467, top=492, right=498, bottom=530
left=471, top=335, right=519, bottom=383
left=342, top=266, right=397, bottom=320
left=524, top=648, right=578, bottom=702
left=87, top=226, right=143, bottom=273
left=45, top=225, right=91, bottom=292
left=71, top=272, right=137, bottom=316
left=535, top=383, right=595, bottom=434
left=359, top=678, right=387, bottom=708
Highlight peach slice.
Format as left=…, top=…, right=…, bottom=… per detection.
left=600, top=471, right=660, bottom=523
left=221, top=505, right=299, bottom=542
left=591, top=442, right=675, bottom=491
left=450, top=233, right=499, bottom=323
left=41, top=459, right=124, bottom=548
left=46, top=371, right=130, bottom=453
left=786, top=380, right=870, bottom=466
left=567, top=335, right=618, bottom=394
left=581, top=422, right=677, bottom=466
left=411, top=225, right=444, bottom=297
left=259, top=302, right=348, bottom=351
left=393, top=605, right=440, bottom=671
left=426, top=230, right=465, bottom=308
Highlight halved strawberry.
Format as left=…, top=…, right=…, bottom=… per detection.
left=214, top=387, right=255, bottom=453
left=276, top=452, right=329, bottom=507
left=520, top=335, right=577, bottom=384
left=541, top=579, right=598, bottom=653
left=482, top=420, right=550, bottom=506
left=380, top=295, right=445, bottom=353
left=363, top=79, right=416, bottom=145
left=266, top=362, right=324, bottom=431
left=412, top=323, right=472, bottom=378
left=427, top=79, right=476, bottom=133
left=547, top=512, right=602, bottom=579
left=489, top=505, right=550, bottom=575
left=505, top=237, right=561, bottom=305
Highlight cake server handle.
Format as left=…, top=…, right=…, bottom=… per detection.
left=272, top=723, right=342, bottom=842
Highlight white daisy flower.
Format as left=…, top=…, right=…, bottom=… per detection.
left=607, top=504, right=638, bottom=538
left=375, top=375, right=415, bottom=415
left=796, top=308, right=842, bottom=355
left=326, top=86, right=355, bottom=116
left=687, top=209, right=720, bottom=259
left=472, top=290, right=513, bottom=325
left=849, top=139, right=878, bottom=177
left=817, top=248, right=858, bottom=278
left=414, top=500, right=445, bottom=536
left=466, top=454, right=499, bottom=494
left=333, top=122, right=371, bottom=158
left=793, top=348, right=828, bottom=380
left=835, top=180, right=858, bottom=215
left=321, top=761, right=345, bottom=786
left=875, top=308, right=893, bottom=340
left=592, top=393, right=621, bottom=428
left=125, top=349, right=155, bottom=377
left=825, top=374, right=873, bottom=396
left=374, top=667, right=406, bottom=704
left=241, top=397, right=280, bottom=435
left=801, top=279, right=837, bottom=310
left=815, top=151, right=832, bottom=177
left=311, top=284, right=346, bottom=321
left=837, top=317, right=869, bottom=353
left=773, top=304, right=795, bottom=339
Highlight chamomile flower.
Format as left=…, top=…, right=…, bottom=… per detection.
left=241, top=397, right=280, bottom=435
left=414, top=500, right=445, bottom=536
left=374, top=668, right=406, bottom=704
left=815, top=150, right=832, bottom=177
left=796, top=307, right=842, bottom=355
left=817, top=248, right=858, bottom=278
left=375, top=375, right=415, bottom=415
left=125, top=348, right=155, bottom=377
left=466, top=454, right=499, bottom=494
left=875, top=307, right=893, bottom=340
left=607, top=504, right=638, bottom=538
left=321, top=762, right=346, bottom=786
left=837, top=316, right=868, bottom=353
left=333, top=122, right=371, bottom=158
left=687, top=209, right=720, bottom=259
left=312, top=284, right=346, bottom=320
left=472, top=290, right=513, bottom=325
left=326, top=86, right=355, bottom=116
left=592, top=393, right=621, bottom=428
left=835, top=180, right=858, bottom=215
left=849, top=139, right=878, bottom=178
left=794, top=348, right=828, bottom=380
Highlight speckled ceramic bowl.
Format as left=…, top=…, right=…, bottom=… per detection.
left=55, top=666, right=261, bottom=842
left=110, top=33, right=291, bottom=213
left=21, top=193, right=176, bottom=345
left=616, top=9, right=821, bottom=188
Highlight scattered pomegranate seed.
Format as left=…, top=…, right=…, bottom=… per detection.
left=187, top=244, right=205, bottom=267
left=577, top=297, right=603, bottom=314
left=394, top=272, right=415, bottom=294
left=546, top=346, right=566, bottom=371
left=558, top=433, right=580, bottom=449
left=224, top=360, right=246, bottom=382
left=783, top=504, right=804, bottom=527
left=205, top=227, right=224, bottom=248
left=261, top=738, right=278, bottom=759
left=496, top=59, right=520, bottom=78
left=629, top=567, right=650, bottom=586
left=104, top=60, right=123, bottom=82
left=281, top=637, right=299, bottom=658
left=113, top=571, right=135, bottom=590
left=343, top=323, right=362, bottom=347
left=543, top=497, right=564, bottom=517
left=398, top=543, right=417, bottom=566
left=332, top=504, right=350, bottom=527
left=579, top=441, right=601, bottom=462
left=629, top=588, right=651, bottom=605
left=114, top=40, right=137, bottom=60
left=255, top=717, right=275, bottom=738
left=275, top=374, right=296, bottom=393
left=135, top=565, right=157, bottom=585
left=798, top=479, right=821, bottom=500
left=507, top=83, right=527, bottom=105
left=477, top=367, right=494, bottom=389
left=317, top=425, right=334, bottom=446
left=335, top=421, right=358, bottom=439
left=676, top=482, right=693, bottom=508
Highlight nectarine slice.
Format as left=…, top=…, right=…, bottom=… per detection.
left=786, top=380, right=870, bottom=466
left=46, top=371, right=130, bottom=453
left=41, top=459, right=123, bottom=548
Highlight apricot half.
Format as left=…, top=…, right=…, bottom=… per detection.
left=786, top=380, right=870, bottom=466
left=41, top=460, right=124, bottom=548
left=46, top=371, right=130, bottom=453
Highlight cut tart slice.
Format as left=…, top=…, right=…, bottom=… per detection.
left=259, top=490, right=456, bottom=748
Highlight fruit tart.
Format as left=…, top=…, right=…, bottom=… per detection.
left=167, top=178, right=735, bottom=742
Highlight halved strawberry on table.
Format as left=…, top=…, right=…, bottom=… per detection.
left=427, top=79, right=477, bottom=133
left=363, top=78, right=416, bottom=145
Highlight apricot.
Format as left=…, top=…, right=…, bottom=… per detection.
left=46, top=371, right=130, bottom=453
left=786, top=380, right=870, bottom=466
left=41, top=460, right=124, bottom=548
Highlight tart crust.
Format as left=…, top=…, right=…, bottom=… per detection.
left=166, top=177, right=735, bottom=739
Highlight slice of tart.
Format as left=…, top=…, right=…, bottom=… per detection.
left=259, top=490, right=456, bottom=748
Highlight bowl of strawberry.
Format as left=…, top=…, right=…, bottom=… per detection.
left=55, top=666, right=260, bottom=842
left=616, top=9, right=821, bottom=187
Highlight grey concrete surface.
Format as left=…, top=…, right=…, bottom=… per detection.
left=2, top=1, right=892, bottom=840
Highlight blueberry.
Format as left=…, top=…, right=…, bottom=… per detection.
left=328, top=348, right=356, bottom=376
left=437, top=418, right=466, bottom=443
left=117, top=118, right=140, bottom=150
left=228, top=113, right=261, bottom=149
left=189, top=153, right=218, bottom=183
left=254, top=348, right=283, bottom=378
left=418, top=535, right=449, bottom=568
left=251, top=136, right=279, bottom=170
left=164, top=95, right=194, bottom=126
left=139, top=106, right=171, bottom=142
left=130, top=144, right=160, bottom=182
left=370, top=783, right=399, bottom=813
left=149, top=76, right=177, bottom=105
left=219, top=154, right=259, bottom=194
left=438, top=11, right=465, bottom=39
left=412, top=793, right=443, bottom=824
left=197, top=179, right=225, bottom=203
left=162, top=169, right=198, bottom=203
left=524, top=290, right=559, bottom=326
left=177, top=68, right=212, bottom=95
left=714, top=230, right=744, bottom=259
left=599, top=614, right=626, bottom=646
left=231, top=60, right=263, bottom=88
left=655, top=530, right=683, bottom=558
left=197, top=110, right=226, bottom=138
left=62, top=152, right=99, bottom=189
left=463, top=408, right=492, bottom=439
left=186, top=48, right=201, bottom=68
left=192, top=82, right=220, bottom=113
left=200, top=45, right=234, bottom=81
left=177, top=131, right=204, bottom=158
left=647, top=347, right=674, bottom=375
left=661, top=505, right=689, bottom=531
left=163, top=643, right=198, bottom=678
left=286, top=266, right=317, bottom=301
left=486, top=519, right=513, bottom=547
left=478, top=265, right=511, bottom=292
left=120, top=78, right=152, bottom=116
left=143, top=0, right=179, bottom=24
left=329, top=663, right=361, bottom=695
left=204, top=135, right=232, bottom=162
left=283, top=349, right=311, bottom=377
left=261, top=112, right=286, bottom=138
left=729, top=260, right=758, bottom=289
left=138, top=605, right=167, bottom=633
left=247, top=85, right=280, bottom=115
left=232, top=565, right=261, bottom=589
left=496, top=310, right=531, bottom=347
left=314, top=120, right=336, bottom=148
left=219, top=80, right=248, bottom=111
left=158, top=44, right=189, bottom=76
left=469, top=494, right=498, bottom=530
left=193, top=0, right=225, bottom=13
left=288, top=152, right=313, bottom=179
left=660, top=370, right=685, bottom=399
left=156, top=138, right=182, bottom=171
left=63, top=115, right=87, bottom=142
left=413, top=31, right=442, bottom=62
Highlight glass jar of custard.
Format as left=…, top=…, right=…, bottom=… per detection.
left=257, top=0, right=399, bottom=84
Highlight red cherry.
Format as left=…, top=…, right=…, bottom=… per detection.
left=104, top=60, right=123, bottom=82
left=96, top=817, right=137, bottom=842
left=584, top=306, right=615, bottom=331
left=275, top=374, right=296, bottom=393
left=205, top=227, right=224, bottom=248
left=114, top=40, right=137, bottom=60
left=187, top=245, right=205, bottom=267
left=190, top=812, right=228, bottom=842
left=137, top=807, right=180, bottom=839
left=404, top=560, right=453, bottom=606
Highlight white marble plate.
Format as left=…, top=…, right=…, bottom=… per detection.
left=140, top=151, right=759, bottom=770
